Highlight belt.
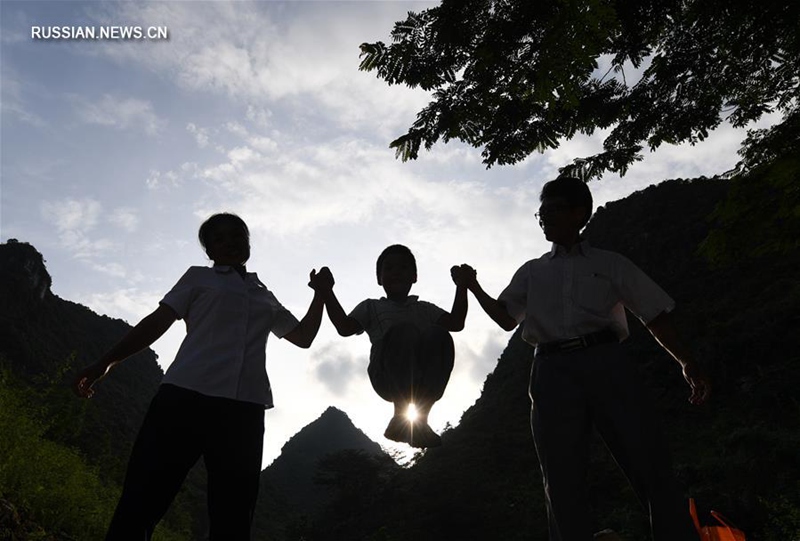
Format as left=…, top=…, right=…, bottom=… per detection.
left=534, top=329, right=618, bottom=357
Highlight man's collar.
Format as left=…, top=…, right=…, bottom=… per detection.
left=548, top=238, right=592, bottom=258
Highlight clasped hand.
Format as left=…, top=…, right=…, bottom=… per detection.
left=308, top=266, right=334, bottom=291
left=450, top=263, right=477, bottom=287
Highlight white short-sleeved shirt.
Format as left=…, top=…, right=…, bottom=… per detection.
left=498, top=241, right=674, bottom=346
left=349, top=296, right=446, bottom=363
left=160, top=265, right=299, bottom=407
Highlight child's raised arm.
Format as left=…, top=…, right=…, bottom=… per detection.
left=73, top=304, right=178, bottom=398
left=464, top=265, right=518, bottom=332
left=436, top=264, right=472, bottom=332
left=318, top=268, right=363, bottom=337
left=283, top=267, right=332, bottom=349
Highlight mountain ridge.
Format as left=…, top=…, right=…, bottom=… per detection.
left=253, top=405, right=393, bottom=539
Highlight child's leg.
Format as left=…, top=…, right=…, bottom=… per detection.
left=370, top=321, right=421, bottom=406
left=397, top=325, right=453, bottom=448
left=415, top=325, right=455, bottom=415
left=369, top=322, right=422, bottom=443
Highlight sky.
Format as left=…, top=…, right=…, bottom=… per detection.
left=0, top=0, right=779, bottom=468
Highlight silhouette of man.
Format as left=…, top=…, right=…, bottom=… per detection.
left=465, top=177, right=710, bottom=541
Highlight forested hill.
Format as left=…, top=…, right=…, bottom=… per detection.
left=0, top=240, right=204, bottom=539
left=0, top=240, right=163, bottom=468
left=253, top=406, right=395, bottom=540
left=274, top=177, right=800, bottom=541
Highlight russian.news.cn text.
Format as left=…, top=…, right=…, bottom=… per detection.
left=31, top=26, right=169, bottom=41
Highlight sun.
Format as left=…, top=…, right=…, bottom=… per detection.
left=405, top=403, right=419, bottom=423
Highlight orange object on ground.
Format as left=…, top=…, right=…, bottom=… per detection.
left=689, top=498, right=746, bottom=541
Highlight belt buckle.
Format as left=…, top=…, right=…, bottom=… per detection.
left=560, top=336, right=586, bottom=352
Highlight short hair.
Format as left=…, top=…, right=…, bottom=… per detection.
left=198, top=213, right=250, bottom=253
left=540, top=177, right=593, bottom=228
left=376, top=244, right=417, bottom=281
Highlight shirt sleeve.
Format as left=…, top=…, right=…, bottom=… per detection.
left=347, top=299, right=370, bottom=335
left=614, top=255, right=675, bottom=324
left=160, top=268, right=197, bottom=320
left=497, top=262, right=530, bottom=324
left=268, top=293, right=301, bottom=338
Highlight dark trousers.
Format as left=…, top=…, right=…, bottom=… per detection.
left=368, top=322, right=455, bottom=406
left=529, top=343, right=698, bottom=541
left=106, top=384, right=265, bottom=541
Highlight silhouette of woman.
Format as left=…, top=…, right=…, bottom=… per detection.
left=74, top=212, right=332, bottom=540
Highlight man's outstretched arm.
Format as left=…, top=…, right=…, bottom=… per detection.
left=647, top=311, right=711, bottom=405
left=463, top=265, right=517, bottom=332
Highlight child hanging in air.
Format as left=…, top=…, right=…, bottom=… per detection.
left=321, top=244, right=470, bottom=447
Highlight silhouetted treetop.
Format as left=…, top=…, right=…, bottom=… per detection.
left=359, top=0, right=800, bottom=179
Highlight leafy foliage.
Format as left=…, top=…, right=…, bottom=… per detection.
left=359, top=0, right=800, bottom=179
left=310, top=450, right=401, bottom=541
left=0, top=367, right=187, bottom=541
left=701, top=154, right=800, bottom=264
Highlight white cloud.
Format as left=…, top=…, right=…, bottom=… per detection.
left=181, top=41, right=258, bottom=96
left=146, top=168, right=183, bottom=190
left=57, top=230, right=116, bottom=261
left=86, top=2, right=435, bottom=137
left=90, top=261, right=129, bottom=279
left=1, top=68, right=49, bottom=129
left=82, top=288, right=161, bottom=323
left=225, top=121, right=249, bottom=138
left=109, top=208, right=140, bottom=232
left=2, top=96, right=48, bottom=129
left=246, top=104, right=273, bottom=127
left=75, top=94, right=165, bottom=136
left=310, top=342, right=365, bottom=398
left=186, top=123, right=210, bottom=148
left=39, top=198, right=130, bottom=265
left=544, top=130, right=608, bottom=174
left=249, top=135, right=278, bottom=154
left=41, top=198, right=102, bottom=234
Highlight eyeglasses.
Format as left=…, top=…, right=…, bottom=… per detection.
left=535, top=203, right=574, bottom=219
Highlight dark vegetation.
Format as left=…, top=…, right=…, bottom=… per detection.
left=252, top=407, right=395, bottom=540
left=0, top=240, right=201, bottom=540
left=2, top=175, right=797, bottom=540
left=358, top=0, right=799, bottom=181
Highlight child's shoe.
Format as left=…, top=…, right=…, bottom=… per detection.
left=384, top=415, right=411, bottom=443
left=410, top=422, right=442, bottom=448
